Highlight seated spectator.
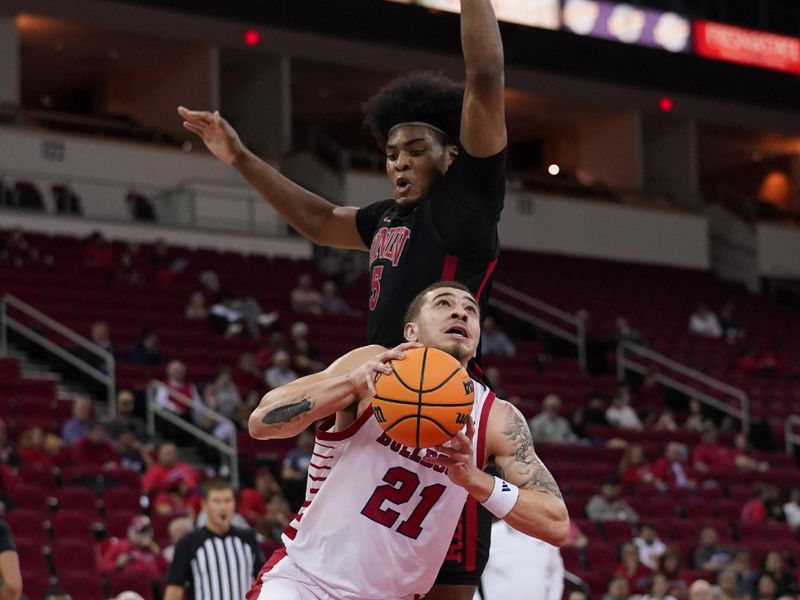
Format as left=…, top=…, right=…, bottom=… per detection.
left=142, top=443, right=199, bottom=495
left=689, top=304, right=723, bottom=338
left=0, top=419, right=20, bottom=468
left=82, top=231, right=116, bottom=271
left=563, top=519, right=589, bottom=549
left=652, top=442, right=697, bottom=490
left=602, top=576, right=630, bottom=600
left=605, top=386, right=643, bottom=431
left=290, top=273, right=323, bottom=315
left=693, top=526, right=733, bottom=573
left=265, top=350, right=298, bottom=389
left=61, top=396, right=93, bottom=445
left=214, top=366, right=242, bottom=421
left=484, top=367, right=508, bottom=399
left=234, top=352, right=264, bottom=395
left=619, top=444, right=661, bottom=488
left=210, top=293, right=278, bottom=339
left=289, top=322, right=324, bottom=375
left=129, top=328, right=165, bottom=367
left=732, top=432, right=769, bottom=471
left=98, top=515, right=166, bottom=581
left=652, top=410, right=678, bottom=431
left=2, top=228, right=40, bottom=267
left=88, top=321, right=116, bottom=373
left=614, top=542, right=653, bottom=594
left=633, top=523, right=668, bottom=570
left=614, top=316, right=645, bottom=346
left=528, top=394, right=577, bottom=444
left=658, top=548, right=688, bottom=598
left=17, top=426, right=59, bottom=469
left=161, top=516, right=193, bottom=564
left=154, top=360, right=201, bottom=418
left=127, top=190, right=156, bottom=222
left=115, top=428, right=150, bottom=474
left=73, top=421, right=119, bottom=471
left=570, top=393, right=608, bottom=438
left=481, top=316, right=516, bottom=357
left=756, top=552, right=799, bottom=598
left=684, top=398, right=712, bottom=432
left=585, top=477, right=639, bottom=523
left=191, top=384, right=235, bottom=443
left=752, top=574, right=777, bottom=600
left=184, top=291, right=208, bottom=320
left=637, top=573, right=678, bottom=600
left=321, top=280, right=359, bottom=316
left=715, top=566, right=747, bottom=600
left=688, top=580, right=715, bottom=600
left=112, top=243, right=144, bottom=285
left=729, top=551, right=756, bottom=597
left=783, top=487, right=800, bottom=531
left=106, top=390, right=148, bottom=443
left=153, top=477, right=196, bottom=517
left=695, top=428, right=769, bottom=474
left=741, top=484, right=783, bottom=525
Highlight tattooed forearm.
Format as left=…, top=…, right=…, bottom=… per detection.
left=262, top=399, right=312, bottom=425
left=501, top=408, right=563, bottom=500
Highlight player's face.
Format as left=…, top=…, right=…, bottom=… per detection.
left=203, top=489, right=236, bottom=531
left=404, top=288, right=480, bottom=364
left=385, top=126, right=457, bottom=204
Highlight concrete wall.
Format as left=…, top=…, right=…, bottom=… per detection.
left=757, top=223, right=800, bottom=279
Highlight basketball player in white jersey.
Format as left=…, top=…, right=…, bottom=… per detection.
left=246, top=282, right=569, bottom=600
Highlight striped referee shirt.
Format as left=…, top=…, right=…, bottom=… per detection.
left=166, top=526, right=263, bottom=600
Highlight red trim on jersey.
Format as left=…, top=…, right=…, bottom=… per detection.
left=284, top=525, right=297, bottom=540
left=475, top=258, right=498, bottom=300
left=302, top=501, right=311, bottom=508
left=476, top=392, right=496, bottom=470
left=309, top=462, right=331, bottom=470
left=308, top=475, right=327, bottom=482
left=312, top=451, right=332, bottom=459
left=246, top=547, right=288, bottom=600
left=465, top=495, right=478, bottom=571
left=316, top=442, right=336, bottom=450
left=316, top=406, right=374, bottom=441
left=309, top=487, right=320, bottom=494
left=440, top=254, right=459, bottom=281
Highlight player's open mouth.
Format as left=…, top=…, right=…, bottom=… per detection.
left=444, top=325, right=469, bottom=339
left=395, top=178, right=411, bottom=193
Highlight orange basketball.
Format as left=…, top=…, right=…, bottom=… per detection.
left=373, top=347, right=475, bottom=448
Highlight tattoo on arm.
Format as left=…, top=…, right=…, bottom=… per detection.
left=501, top=408, right=563, bottom=500
left=262, top=399, right=312, bottom=425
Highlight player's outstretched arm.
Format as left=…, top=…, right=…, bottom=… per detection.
left=459, top=0, right=507, bottom=158
left=249, top=343, right=421, bottom=440
left=177, top=106, right=366, bottom=250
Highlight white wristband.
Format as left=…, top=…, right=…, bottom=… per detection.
left=480, top=476, right=519, bottom=519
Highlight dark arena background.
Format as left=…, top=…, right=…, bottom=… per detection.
left=1, top=0, right=800, bottom=598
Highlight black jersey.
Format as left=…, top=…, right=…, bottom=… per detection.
left=356, top=146, right=505, bottom=347
left=166, top=526, right=262, bottom=600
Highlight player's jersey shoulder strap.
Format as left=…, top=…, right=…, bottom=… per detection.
left=472, top=381, right=496, bottom=471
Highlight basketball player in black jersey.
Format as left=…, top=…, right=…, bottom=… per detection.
left=179, top=2, right=506, bottom=597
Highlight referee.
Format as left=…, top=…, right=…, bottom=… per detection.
left=0, top=518, right=22, bottom=600
left=164, top=480, right=262, bottom=600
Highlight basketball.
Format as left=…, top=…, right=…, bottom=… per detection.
left=372, top=347, right=475, bottom=448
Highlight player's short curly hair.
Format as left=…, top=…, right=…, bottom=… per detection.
left=363, top=71, right=464, bottom=148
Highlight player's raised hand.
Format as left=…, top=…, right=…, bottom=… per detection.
left=178, top=106, right=245, bottom=166
left=347, top=342, right=422, bottom=398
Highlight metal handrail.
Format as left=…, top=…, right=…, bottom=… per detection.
left=0, top=293, right=116, bottom=413
left=785, top=415, right=800, bottom=456
left=617, top=341, right=750, bottom=433
left=146, top=380, right=239, bottom=489
left=489, top=282, right=587, bottom=370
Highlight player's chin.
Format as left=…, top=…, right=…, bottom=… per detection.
left=435, top=339, right=472, bottom=363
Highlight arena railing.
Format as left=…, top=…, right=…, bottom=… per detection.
left=488, top=282, right=587, bottom=370
left=0, top=293, right=116, bottom=413
left=785, top=416, right=800, bottom=457
left=617, top=341, right=750, bottom=433
left=145, top=380, right=240, bottom=490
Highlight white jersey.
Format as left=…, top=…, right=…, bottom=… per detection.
left=274, top=381, right=495, bottom=600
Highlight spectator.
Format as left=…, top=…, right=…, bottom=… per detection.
left=657, top=548, right=688, bottom=598
left=0, top=420, right=19, bottom=469
left=783, top=488, right=800, bottom=531
left=484, top=367, right=508, bottom=399
left=265, top=350, right=298, bottom=389
left=282, top=430, right=315, bottom=509
left=61, top=396, right=92, bottom=445
left=568, top=592, right=587, bottom=600
left=729, top=551, right=756, bottom=597
left=214, top=366, right=242, bottom=421
left=693, top=526, right=733, bottom=573
left=209, top=293, right=278, bottom=339
left=191, top=385, right=235, bottom=443
left=289, top=322, right=324, bottom=375
left=605, top=385, right=643, bottom=430
left=0, top=518, right=22, bottom=600
left=652, top=410, right=678, bottom=432
left=154, top=360, right=201, bottom=418
left=602, top=577, right=630, bottom=600
left=161, top=517, right=193, bottom=564
left=88, top=321, right=116, bottom=372
left=614, top=542, right=653, bottom=594
left=652, top=442, right=697, bottom=490
left=82, top=231, right=116, bottom=272
left=238, top=468, right=292, bottom=538
left=684, top=398, right=711, bottom=432
left=732, top=432, right=769, bottom=471
left=741, top=484, right=782, bottom=525
left=481, top=316, right=516, bottom=357
left=184, top=292, right=208, bottom=320
left=148, top=239, right=178, bottom=285
left=74, top=421, right=119, bottom=471
left=129, top=328, right=165, bottom=367
left=98, top=515, right=167, bottom=584
left=142, top=443, right=199, bottom=495
left=570, top=393, right=608, bottom=438
left=633, top=523, right=668, bottom=570
left=716, top=566, right=747, bottom=600
left=694, top=428, right=768, bottom=474
left=614, top=316, right=645, bottom=346
left=585, top=478, right=639, bottom=523
left=619, top=444, right=661, bottom=488
left=638, top=573, right=678, bottom=600
left=17, top=427, right=59, bottom=470
left=127, top=190, right=156, bottom=222
left=752, top=575, right=777, bottom=600
left=106, top=390, right=148, bottom=442
left=235, top=390, right=261, bottom=431
left=688, top=580, right=715, bottom=600
left=528, top=394, right=577, bottom=444
left=757, top=552, right=798, bottom=598
left=233, top=353, right=264, bottom=395
left=321, top=280, right=359, bottom=316
left=112, top=243, right=144, bottom=285
left=115, top=428, right=150, bottom=474
left=290, top=273, right=323, bottom=315
left=153, top=477, right=197, bottom=518
left=689, top=304, right=723, bottom=338
left=563, top=519, right=589, bottom=550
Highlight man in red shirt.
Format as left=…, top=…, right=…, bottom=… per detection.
left=652, top=442, right=698, bottom=489
left=74, top=422, right=119, bottom=471
left=98, top=515, right=167, bottom=581
left=142, top=443, right=199, bottom=495
left=692, top=428, right=738, bottom=472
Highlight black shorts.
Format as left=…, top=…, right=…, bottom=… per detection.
left=434, top=497, right=492, bottom=586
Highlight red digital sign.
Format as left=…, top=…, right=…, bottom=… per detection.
left=694, top=20, right=800, bottom=75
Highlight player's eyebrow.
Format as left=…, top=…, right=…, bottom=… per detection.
left=432, top=292, right=479, bottom=310
left=385, top=138, right=427, bottom=150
